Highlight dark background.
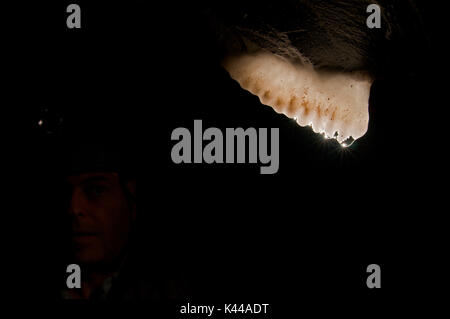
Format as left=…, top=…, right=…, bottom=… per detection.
left=1, top=0, right=446, bottom=315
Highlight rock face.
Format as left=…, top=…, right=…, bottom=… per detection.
left=202, top=1, right=425, bottom=144
left=205, top=0, right=425, bottom=75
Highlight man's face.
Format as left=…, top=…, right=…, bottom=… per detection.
left=66, top=172, right=136, bottom=266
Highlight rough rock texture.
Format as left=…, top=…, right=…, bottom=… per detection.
left=204, top=0, right=426, bottom=77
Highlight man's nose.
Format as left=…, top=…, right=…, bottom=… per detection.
left=68, top=188, right=87, bottom=217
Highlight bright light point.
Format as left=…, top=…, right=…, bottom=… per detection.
left=341, top=143, right=348, bottom=148
left=38, top=120, right=43, bottom=126
left=293, top=116, right=297, bottom=121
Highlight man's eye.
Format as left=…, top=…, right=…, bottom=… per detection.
left=84, top=185, right=107, bottom=197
